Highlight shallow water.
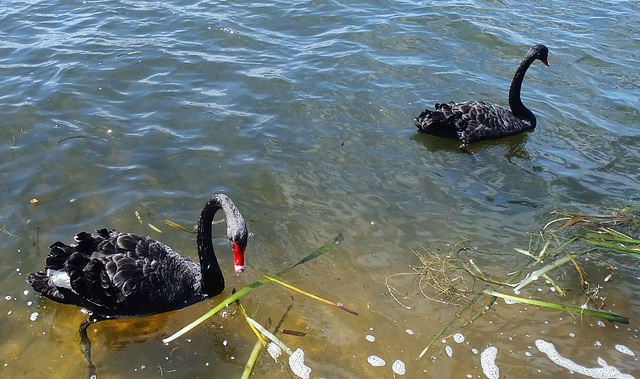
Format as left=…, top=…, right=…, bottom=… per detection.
left=1, top=0, right=639, bottom=377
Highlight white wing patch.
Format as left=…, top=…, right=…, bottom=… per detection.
left=47, top=269, right=71, bottom=289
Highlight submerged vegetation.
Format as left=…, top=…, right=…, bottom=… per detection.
left=130, top=208, right=359, bottom=378
left=143, top=204, right=639, bottom=375
left=158, top=232, right=353, bottom=378
left=386, top=204, right=640, bottom=358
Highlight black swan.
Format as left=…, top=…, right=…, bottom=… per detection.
left=412, top=44, right=549, bottom=148
left=27, top=194, right=248, bottom=374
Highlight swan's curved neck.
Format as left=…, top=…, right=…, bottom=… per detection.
left=196, top=195, right=242, bottom=296
left=508, top=54, right=537, bottom=128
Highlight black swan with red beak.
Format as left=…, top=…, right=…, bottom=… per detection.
left=412, top=44, right=549, bottom=148
left=27, top=194, right=248, bottom=374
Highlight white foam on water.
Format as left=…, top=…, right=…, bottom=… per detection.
left=266, top=342, right=282, bottom=361
left=480, top=346, right=499, bottom=379
left=367, top=355, right=386, bottom=367
left=392, top=360, right=406, bottom=375
left=29, top=312, right=38, bottom=322
left=445, top=345, right=453, bottom=357
left=614, top=345, right=635, bottom=357
left=365, top=334, right=375, bottom=342
left=453, top=333, right=465, bottom=343
left=289, top=348, right=311, bottom=379
left=535, top=339, right=635, bottom=379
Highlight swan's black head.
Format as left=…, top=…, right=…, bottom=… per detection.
left=209, top=193, right=249, bottom=274
left=230, top=227, right=248, bottom=274
left=224, top=206, right=247, bottom=274
left=528, top=44, right=549, bottom=67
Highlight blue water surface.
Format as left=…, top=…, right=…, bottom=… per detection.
left=1, top=0, right=639, bottom=377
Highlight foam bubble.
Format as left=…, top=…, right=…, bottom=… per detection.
left=392, top=360, right=406, bottom=375
left=367, top=355, right=386, bottom=367
left=480, top=346, right=499, bottom=379
left=289, top=348, right=311, bottom=379
left=535, top=339, right=634, bottom=378
left=453, top=333, right=465, bottom=343
left=365, top=334, right=375, bottom=342
left=445, top=346, right=453, bottom=357
left=614, top=345, right=635, bottom=357
left=266, top=342, right=282, bottom=361
left=29, top=312, right=38, bottom=322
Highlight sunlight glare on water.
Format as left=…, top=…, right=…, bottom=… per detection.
left=0, top=0, right=639, bottom=377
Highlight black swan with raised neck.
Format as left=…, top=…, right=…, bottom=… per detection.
left=412, top=44, right=549, bottom=148
left=27, top=194, right=248, bottom=373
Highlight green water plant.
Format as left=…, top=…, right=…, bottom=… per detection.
left=163, top=233, right=346, bottom=343
left=403, top=204, right=639, bottom=358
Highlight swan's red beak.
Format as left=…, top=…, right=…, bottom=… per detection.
left=233, top=242, right=246, bottom=274
left=542, top=58, right=549, bottom=67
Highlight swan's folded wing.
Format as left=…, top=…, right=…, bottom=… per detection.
left=78, top=232, right=200, bottom=315
left=455, top=101, right=513, bottom=144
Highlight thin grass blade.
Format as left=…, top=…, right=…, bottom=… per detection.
left=483, top=290, right=629, bottom=324
left=513, top=255, right=573, bottom=292
left=264, top=275, right=358, bottom=316
left=162, top=234, right=343, bottom=343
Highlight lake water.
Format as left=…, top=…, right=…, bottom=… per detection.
left=1, top=0, right=639, bottom=377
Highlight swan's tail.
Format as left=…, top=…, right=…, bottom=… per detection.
left=27, top=230, right=106, bottom=303
left=412, top=108, right=448, bottom=132
left=412, top=103, right=460, bottom=140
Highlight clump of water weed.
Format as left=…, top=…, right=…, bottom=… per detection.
left=394, top=203, right=640, bottom=358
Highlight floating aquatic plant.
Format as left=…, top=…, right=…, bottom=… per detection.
left=163, top=234, right=347, bottom=343
left=403, top=204, right=639, bottom=358
left=161, top=234, right=355, bottom=378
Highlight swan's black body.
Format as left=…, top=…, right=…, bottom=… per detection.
left=27, top=194, right=247, bottom=373
left=412, top=44, right=549, bottom=147
left=28, top=228, right=207, bottom=318
left=28, top=194, right=247, bottom=318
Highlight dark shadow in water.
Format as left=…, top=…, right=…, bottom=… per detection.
left=93, top=312, right=172, bottom=350
left=410, top=131, right=534, bottom=164
left=48, top=310, right=175, bottom=378
left=409, top=130, right=544, bottom=210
